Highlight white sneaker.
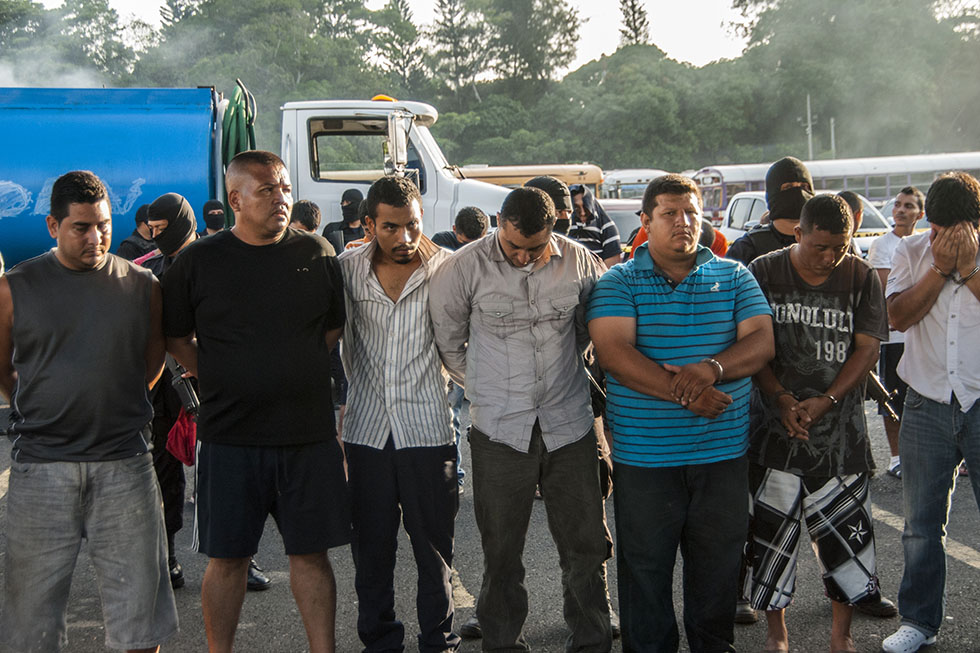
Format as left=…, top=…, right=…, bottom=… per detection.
left=882, top=625, right=936, bottom=653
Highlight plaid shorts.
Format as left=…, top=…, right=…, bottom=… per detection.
left=744, top=465, right=882, bottom=610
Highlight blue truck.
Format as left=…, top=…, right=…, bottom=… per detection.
left=0, top=87, right=510, bottom=268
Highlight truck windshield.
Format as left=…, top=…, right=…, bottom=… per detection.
left=309, top=116, right=428, bottom=193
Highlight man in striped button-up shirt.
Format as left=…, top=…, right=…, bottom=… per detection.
left=338, top=176, right=460, bottom=653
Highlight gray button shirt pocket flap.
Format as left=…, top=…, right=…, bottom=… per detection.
left=550, top=294, right=579, bottom=316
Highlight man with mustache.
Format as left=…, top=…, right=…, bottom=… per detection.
left=587, top=174, right=774, bottom=652
left=744, top=194, right=888, bottom=653
left=0, top=170, right=177, bottom=652
left=162, top=150, right=349, bottom=653
left=339, top=176, right=459, bottom=652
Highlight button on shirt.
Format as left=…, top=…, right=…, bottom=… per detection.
left=429, top=232, right=604, bottom=453
left=339, top=236, right=454, bottom=449
left=887, top=231, right=980, bottom=411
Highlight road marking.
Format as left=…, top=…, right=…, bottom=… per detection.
left=873, top=502, right=980, bottom=570
left=451, top=567, right=475, bottom=608
left=0, top=468, right=8, bottom=501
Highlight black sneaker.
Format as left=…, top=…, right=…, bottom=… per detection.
left=246, top=558, right=272, bottom=591
left=169, top=558, right=185, bottom=590
left=459, top=615, right=482, bottom=638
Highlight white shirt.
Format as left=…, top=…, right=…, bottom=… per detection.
left=338, top=237, right=454, bottom=449
left=887, top=231, right=980, bottom=411
left=869, top=230, right=906, bottom=344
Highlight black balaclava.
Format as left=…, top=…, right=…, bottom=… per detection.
left=202, top=199, right=226, bottom=231
left=341, top=188, right=364, bottom=225
left=149, top=193, right=197, bottom=257
left=134, top=204, right=150, bottom=227
left=765, top=156, right=814, bottom=222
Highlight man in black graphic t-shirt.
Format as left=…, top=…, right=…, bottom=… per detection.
left=744, top=195, right=888, bottom=653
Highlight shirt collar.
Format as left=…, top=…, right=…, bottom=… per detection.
left=633, top=242, right=713, bottom=275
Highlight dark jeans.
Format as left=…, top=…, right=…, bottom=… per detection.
left=347, top=439, right=460, bottom=653
left=613, top=456, right=748, bottom=653
left=470, top=424, right=611, bottom=653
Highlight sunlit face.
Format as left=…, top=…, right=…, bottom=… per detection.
left=794, top=225, right=849, bottom=276
left=893, top=192, right=923, bottom=231
left=46, top=200, right=112, bottom=271
left=572, top=193, right=586, bottom=221
left=367, top=200, right=422, bottom=264
left=642, top=192, right=702, bottom=261
left=497, top=220, right=552, bottom=267
left=230, top=163, right=293, bottom=240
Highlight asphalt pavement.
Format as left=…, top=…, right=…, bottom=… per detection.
left=1, top=401, right=979, bottom=652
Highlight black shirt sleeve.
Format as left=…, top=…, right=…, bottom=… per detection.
left=161, top=247, right=196, bottom=338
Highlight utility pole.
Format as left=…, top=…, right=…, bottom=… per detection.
left=830, top=117, right=836, bottom=159
left=806, top=93, right=814, bottom=160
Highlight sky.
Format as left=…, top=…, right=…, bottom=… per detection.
left=100, top=0, right=749, bottom=69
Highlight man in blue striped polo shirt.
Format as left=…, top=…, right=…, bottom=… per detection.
left=588, top=174, right=774, bottom=653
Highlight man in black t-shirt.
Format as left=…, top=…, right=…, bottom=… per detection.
left=745, top=195, right=889, bottom=653
left=163, top=151, right=349, bottom=653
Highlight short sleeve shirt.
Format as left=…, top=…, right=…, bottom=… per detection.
left=587, top=244, right=772, bottom=468
left=162, top=228, right=345, bottom=446
left=747, top=248, right=888, bottom=476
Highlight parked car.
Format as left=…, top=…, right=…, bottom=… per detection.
left=718, top=191, right=889, bottom=256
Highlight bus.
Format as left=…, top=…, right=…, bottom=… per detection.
left=458, top=163, right=603, bottom=195
left=600, top=168, right=671, bottom=199
left=693, top=151, right=980, bottom=223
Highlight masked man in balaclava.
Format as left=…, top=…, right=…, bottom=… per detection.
left=727, top=157, right=814, bottom=266
left=323, top=188, right=365, bottom=253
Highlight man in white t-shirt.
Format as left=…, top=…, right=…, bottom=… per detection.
left=867, top=186, right=925, bottom=478
left=881, top=172, right=980, bottom=653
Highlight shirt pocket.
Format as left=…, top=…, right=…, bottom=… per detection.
left=478, top=300, right=519, bottom=338
left=548, top=293, right=580, bottom=321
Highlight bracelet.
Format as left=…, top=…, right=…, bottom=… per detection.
left=958, top=265, right=980, bottom=285
left=701, top=357, right=724, bottom=382
left=774, top=389, right=795, bottom=400
left=931, top=264, right=953, bottom=279
left=817, top=393, right=838, bottom=405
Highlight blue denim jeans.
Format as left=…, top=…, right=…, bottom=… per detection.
left=897, top=388, right=980, bottom=637
left=613, top=456, right=747, bottom=653
left=0, top=455, right=178, bottom=651
left=448, top=380, right=467, bottom=485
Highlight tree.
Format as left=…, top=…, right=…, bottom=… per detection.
left=370, top=0, right=429, bottom=94
left=618, top=0, right=649, bottom=46
left=478, top=0, right=580, bottom=91
left=430, top=0, right=486, bottom=109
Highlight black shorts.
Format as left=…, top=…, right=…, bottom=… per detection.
left=878, top=343, right=908, bottom=419
left=195, top=439, right=351, bottom=557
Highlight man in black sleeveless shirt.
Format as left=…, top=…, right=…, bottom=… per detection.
left=0, top=171, right=176, bottom=652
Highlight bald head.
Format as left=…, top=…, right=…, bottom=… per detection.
left=226, top=150, right=293, bottom=245
left=226, top=150, right=287, bottom=193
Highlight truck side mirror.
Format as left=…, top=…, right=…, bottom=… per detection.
left=384, top=110, right=411, bottom=176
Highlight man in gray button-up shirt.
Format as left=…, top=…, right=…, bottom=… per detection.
left=430, top=186, right=611, bottom=651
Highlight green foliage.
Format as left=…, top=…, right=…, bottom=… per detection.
left=4, top=0, right=980, bottom=175
left=619, top=0, right=650, bottom=46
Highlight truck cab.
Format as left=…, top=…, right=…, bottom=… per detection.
left=280, top=98, right=509, bottom=235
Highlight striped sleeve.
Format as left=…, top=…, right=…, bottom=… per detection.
left=587, top=264, right=635, bottom=321
left=598, top=213, right=622, bottom=261
left=732, top=264, right=773, bottom=323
